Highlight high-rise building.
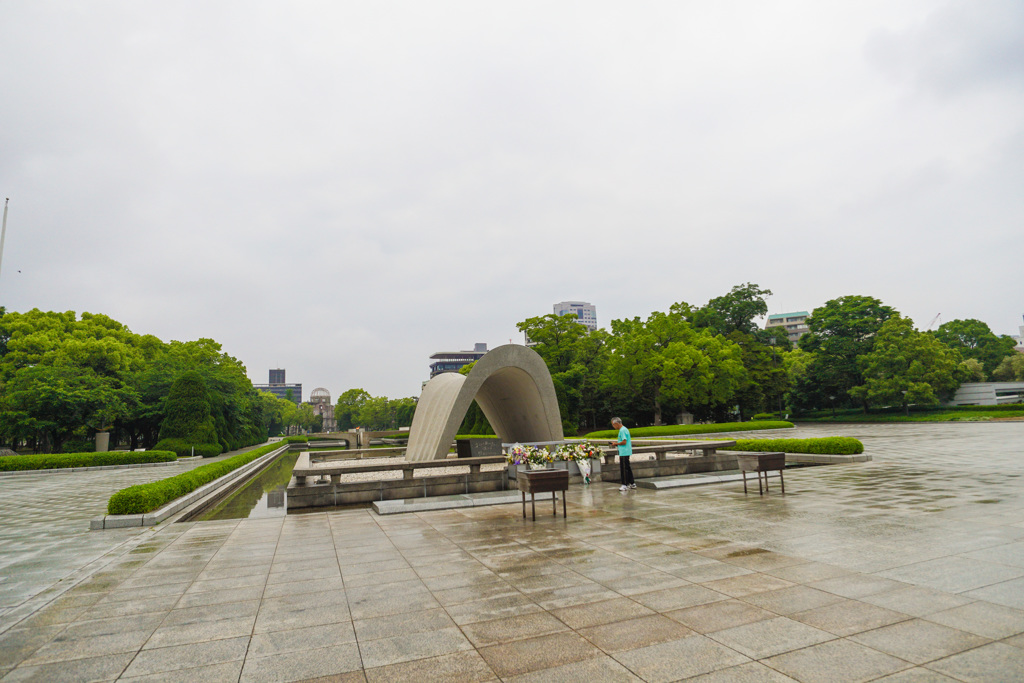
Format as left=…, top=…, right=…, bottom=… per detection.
left=1014, top=315, right=1024, bottom=353
left=553, top=301, right=598, bottom=331
left=429, top=343, right=489, bottom=378
left=254, top=368, right=302, bottom=405
left=766, top=311, right=810, bottom=344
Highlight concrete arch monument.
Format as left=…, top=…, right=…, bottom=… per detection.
left=406, top=344, right=564, bottom=461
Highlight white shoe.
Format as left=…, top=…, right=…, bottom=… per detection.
left=619, top=485, right=628, bottom=492
left=629, top=484, right=637, bottom=489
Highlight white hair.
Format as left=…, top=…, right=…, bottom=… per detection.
left=611, top=417, right=622, bottom=425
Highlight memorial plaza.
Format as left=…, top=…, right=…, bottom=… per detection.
left=1, top=422, right=1023, bottom=682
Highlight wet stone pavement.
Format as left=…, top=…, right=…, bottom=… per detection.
left=1, top=422, right=1023, bottom=682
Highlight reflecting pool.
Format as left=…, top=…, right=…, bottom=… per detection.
left=194, top=451, right=299, bottom=521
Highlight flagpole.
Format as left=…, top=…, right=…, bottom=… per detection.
left=0, top=198, right=8, bottom=287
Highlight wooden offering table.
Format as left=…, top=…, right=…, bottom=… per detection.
left=735, top=452, right=786, bottom=495
left=518, top=469, right=569, bottom=521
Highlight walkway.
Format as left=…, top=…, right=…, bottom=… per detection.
left=1, top=423, right=1023, bottom=681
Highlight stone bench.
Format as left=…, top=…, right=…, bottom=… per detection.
left=292, top=452, right=506, bottom=485
left=600, top=440, right=737, bottom=466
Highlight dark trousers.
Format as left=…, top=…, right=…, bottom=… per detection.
left=619, top=456, right=634, bottom=486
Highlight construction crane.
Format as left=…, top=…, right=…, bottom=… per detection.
left=927, top=313, right=941, bottom=331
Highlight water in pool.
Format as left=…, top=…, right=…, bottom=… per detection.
left=195, top=451, right=299, bottom=521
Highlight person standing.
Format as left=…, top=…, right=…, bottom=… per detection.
left=611, top=417, right=635, bottom=491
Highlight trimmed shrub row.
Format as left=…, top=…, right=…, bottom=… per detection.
left=0, top=451, right=177, bottom=472
left=106, top=437, right=305, bottom=515
left=584, top=421, right=794, bottom=439
left=796, top=410, right=1024, bottom=423
left=152, top=439, right=222, bottom=458
left=724, top=437, right=864, bottom=455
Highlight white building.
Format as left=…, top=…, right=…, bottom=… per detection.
left=766, top=311, right=810, bottom=344
left=553, top=301, right=598, bottom=331
left=1015, top=316, right=1024, bottom=353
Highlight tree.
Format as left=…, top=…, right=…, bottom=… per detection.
left=156, top=371, right=221, bottom=456
left=603, top=310, right=746, bottom=424
left=516, top=314, right=611, bottom=433
left=335, top=388, right=371, bottom=430
left=691, top=283, right=772, bottom=337
left=849, top=317, right=966, bottom=410
left=932, top=319, right=1019, bottom=378
left=795, top=295, right=897, bottom=410
left=991, top=354, right=1024, bottom=381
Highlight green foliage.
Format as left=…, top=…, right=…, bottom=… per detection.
left=992, top=354, right=1024, bottom=381
left=751, top=413, right=776, bottom=421
left=849, top=317, right=965, bottom=409
left=583, top=421, right=793, bottom=439
left=0, top=310, right=271, bottom=454
left=961, top=358, right=986, bottom=382
left=152, top=439, right=222, bottom=458
left=796, top=405, right=1024, bottom=422
left=726, top=437, right=863, bottom=455
left=690, top=283, right=772, bottom=337
left=792, top=296, right=897, bottom=410
left=333, top=388, right=417, bottom=432
left=107, top=441, right=285, bottom=515
left=157, top=371, right=221, bottom=456
left=0, top=450, right=176, bottom=471
left=932, top=319, right=1018, bottom=377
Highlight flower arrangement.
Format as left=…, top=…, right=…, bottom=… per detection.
left=505, top=443, right=554, bottom=469
left=555, top=441, right=601, bottom=463
left=554, top=441, right=601, bottom=484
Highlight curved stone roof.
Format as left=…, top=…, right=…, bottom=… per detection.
left=406, top=344, right=564, bottom=461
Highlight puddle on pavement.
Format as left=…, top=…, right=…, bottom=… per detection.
left=192, top=451, right=299, bottom=521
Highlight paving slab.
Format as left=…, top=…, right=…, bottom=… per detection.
left=0, top=422, right=1022, bottom=681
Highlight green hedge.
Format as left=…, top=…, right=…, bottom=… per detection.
left=454, top=435, right=500, bottom=439
left=107, top=440, right=292, bottom=515
left=584, top=421, right=794, bottom=439
left=0, top=451, right=177, bottom=472
left=724, top=437, right=864, bottom=455
left=796, top=409, right=1024, bottom=423
left=152, top=438, right=222, bottom=458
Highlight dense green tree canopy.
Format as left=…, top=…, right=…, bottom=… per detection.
left=691, top=283, right=772, bottom=337
left=932, top=319, right=1019, bottom=378
left=794, top=295, right=898, bottom=409
left=849, top=317, right=966, bottom=409
left=0, top=309, right=273, bottom=453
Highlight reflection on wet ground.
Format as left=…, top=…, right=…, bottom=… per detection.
left=2, top=423, right=1023, bottom=681
left=194, top=451, right=299, bottom=521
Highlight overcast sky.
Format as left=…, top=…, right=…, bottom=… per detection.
left=1, top=1, right=1022, bottom=400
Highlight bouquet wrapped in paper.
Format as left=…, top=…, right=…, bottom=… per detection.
left=554, top=441, right=601, bottom=484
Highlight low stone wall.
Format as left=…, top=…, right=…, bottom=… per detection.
left=602, top=453, right=740, bottom=483
left=602, top=451, right=871, bottom=482
left=287, top=469, right=509, bottom=509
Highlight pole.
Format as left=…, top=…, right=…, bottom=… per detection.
left=0, top=198, right=9, bottom=286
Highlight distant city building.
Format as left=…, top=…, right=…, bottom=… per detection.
left=553, top=301, right=598, bottom=331
left=254, top=368, right=302, bottom=405
left=1014, top=316, right=1024, bottom=353
left=429, top=343, right=488, bottom=378
left=766, top=311, right=810, bottom=344
left=308, top=387, right=336, bottom=432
